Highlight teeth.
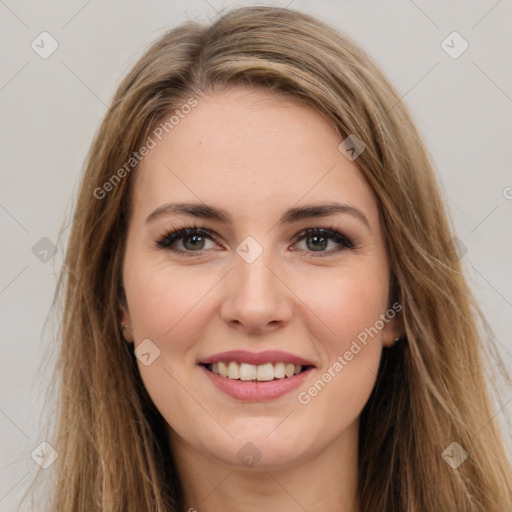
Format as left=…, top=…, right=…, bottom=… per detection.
left=218, top=361, right=228, bottom=378
left=208, top=361, right=305, bottom=381
left=257, top=363, right=274, bottom=381
left=240, top=363, right=257, bottom=381
left=274, top=362, right=285, bottom=378
left=227, top=361, right=239, bottom=379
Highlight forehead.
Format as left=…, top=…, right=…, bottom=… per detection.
left=132, top=87, right=379, bottom=227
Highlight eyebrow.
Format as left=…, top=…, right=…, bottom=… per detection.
left=145, top=201, right=370, bottom=229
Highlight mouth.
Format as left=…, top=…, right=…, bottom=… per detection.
left=197, top=350, right=317, bottom=400
left=200, top=361, right=315, bottom=382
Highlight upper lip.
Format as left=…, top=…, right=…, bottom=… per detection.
left=198, top=350, right=316, bottom=367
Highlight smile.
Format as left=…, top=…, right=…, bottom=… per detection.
left=204, top=361, right=311, bottom=381
left=199, top=363, right=314, bottom=401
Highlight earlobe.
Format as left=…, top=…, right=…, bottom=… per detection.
left=382, top=305, right=404, bottom=348
left=121, top=322, right=134, bottom=343
left=383, top=277, right=404, bottom=348
left=120, top=308, right=134, bottom=343
left=383, top=334, right=403, bottom=349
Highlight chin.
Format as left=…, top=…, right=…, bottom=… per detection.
left=211, top=428, right=311, bottom=471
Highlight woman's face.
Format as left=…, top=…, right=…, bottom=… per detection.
left=122, top=87, right=401, bottom=470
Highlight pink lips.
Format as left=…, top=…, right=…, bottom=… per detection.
left=200, top=364, right=314, bottom=401
left=198, top=350, right=316, bottom=402
left=198, top=350, right=316, bottom=367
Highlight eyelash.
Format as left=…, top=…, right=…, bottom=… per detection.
left=155, top=222, right=355, bottom=258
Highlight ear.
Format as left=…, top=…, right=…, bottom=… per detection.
left=382, top=302, right=404, bottom=348
left=118, top=280, right=135, bottom=343
left=120, top=306, right=134, bottom=343
left=382, top=274, right=405, bottom=348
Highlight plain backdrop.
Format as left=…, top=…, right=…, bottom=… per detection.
left=1, top=0, right=511, bottom=509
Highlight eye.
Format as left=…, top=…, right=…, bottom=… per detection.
left=155, top=225, right=355, bottom=257
left=292, top=227, right=354, bottom=256
left=156, top=225, right=219, bottom=255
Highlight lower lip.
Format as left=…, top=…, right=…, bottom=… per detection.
left=199, top=364, right=313, bottom=401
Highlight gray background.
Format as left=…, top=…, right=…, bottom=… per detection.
left=1, top=0, right=511, bottom=509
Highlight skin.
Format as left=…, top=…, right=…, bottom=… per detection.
left=121, top=86, right=403, bottom=512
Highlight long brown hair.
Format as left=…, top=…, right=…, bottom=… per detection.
left=22, top=6, right=512, bottom=511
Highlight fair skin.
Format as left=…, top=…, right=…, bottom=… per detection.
left=121, top=87, right=402, bottom=512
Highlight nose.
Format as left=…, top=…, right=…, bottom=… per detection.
left=220, top=248, right=293, bottom=334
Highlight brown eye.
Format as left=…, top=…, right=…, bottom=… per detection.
left=156, top=227, right=217, bottom=253
left=293, top=228, right=354, bottom=256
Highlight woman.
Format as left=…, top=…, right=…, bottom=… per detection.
left=25, top=5, right=512, bottom=511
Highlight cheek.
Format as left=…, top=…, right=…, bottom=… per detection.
left=125, top=258, right=217, bottom=348
left=296, top=267, right=388, bottom=413
left=124, top=262, right=214, bottom=428
left=305, top=262, right=389, bottom=351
